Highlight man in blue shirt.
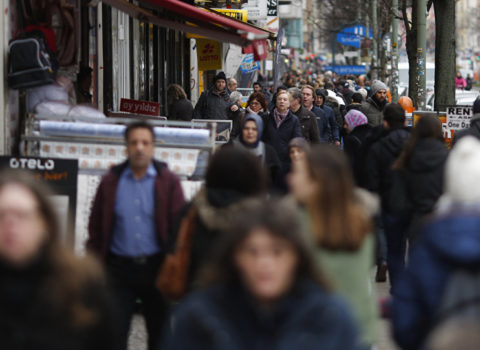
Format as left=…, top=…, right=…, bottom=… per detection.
left=87, top=121, right=185, bottom=350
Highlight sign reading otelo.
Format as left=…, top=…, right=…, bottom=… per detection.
left=196, top=39, right=222, bottom=71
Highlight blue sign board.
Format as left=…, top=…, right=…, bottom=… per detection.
left=336, top=25, right=373, bottom=48
left=240, top=54, right=260, bottom=74
left=323, top=65, right=367, bottom=75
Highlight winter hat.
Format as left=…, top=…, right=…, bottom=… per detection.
left=358, top=88, right=368, bottom=100
left=371, top=80, right=388, bottom=95
left=214, top=71, right=227, bottom=83
left=288, top=137, right=310, bottom=152
left=344, top=110, right=368, bottom=130
left=443, top=136, right=480, bottom=204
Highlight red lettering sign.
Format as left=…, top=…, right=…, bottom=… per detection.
left=120, top=98, right=160, bottom=116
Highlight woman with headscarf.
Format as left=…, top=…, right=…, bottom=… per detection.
left=343, top=109, right=372, bottom=186
left=233, top=113, right=281, bottom=190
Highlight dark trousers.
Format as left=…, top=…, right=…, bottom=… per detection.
left=106, top=254, right=167, bottom=350
left=382, top=212, right=408, bottom=289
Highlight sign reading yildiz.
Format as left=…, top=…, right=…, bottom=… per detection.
left=120, top=98, right=161, bottom=116
left=196, top=39, right=222, bottom=71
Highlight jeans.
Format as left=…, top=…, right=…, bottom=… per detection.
left=382, top=212, right=409, bottom=289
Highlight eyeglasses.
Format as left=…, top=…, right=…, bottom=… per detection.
left=250, top=101, right=260, bottom=105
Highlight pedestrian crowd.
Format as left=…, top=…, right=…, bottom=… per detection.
left=1, top=68, right=480, bottom=350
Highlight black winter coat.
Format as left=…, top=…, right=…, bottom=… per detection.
left=193, top=88, right=233, bottom=121
left=292, top=106, right=321, bottom=143
left=262, top=110, right=302, bottom=166
left=0, top=252, right=118, bottom=350
left=403, top=139, right=448, bottom=230
left=343, top=124, right=373, bottom=186
left=168, top=98, right=193, bottom=121
left=164, top=280, right=360, bottom=350
left=366, top=127, right=410, bottom=209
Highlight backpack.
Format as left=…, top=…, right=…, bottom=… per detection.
left=8, top=30, right=56, bottom=89
left=434, top=268, right=480, bottom=327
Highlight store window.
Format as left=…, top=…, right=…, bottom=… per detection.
left=102, top=3, right=190, bottom=116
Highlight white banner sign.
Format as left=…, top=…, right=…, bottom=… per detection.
left=242, top=0, right=267, bottom=20
left=446, top=106, right=473, bottom=130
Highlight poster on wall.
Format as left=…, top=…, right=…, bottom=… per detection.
left=196, top=39, right=222, bottom=71
left=0, top=156, right=78, bottom=246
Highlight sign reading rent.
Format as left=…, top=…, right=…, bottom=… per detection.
left=446, top=106, right=473, bottom=130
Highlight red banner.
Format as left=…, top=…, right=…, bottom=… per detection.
left=120, top=98, right=160, bottom=116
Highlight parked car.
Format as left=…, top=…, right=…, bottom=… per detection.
left=426, top=89, right=479, bottom=111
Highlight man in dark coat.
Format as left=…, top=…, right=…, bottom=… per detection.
left=193, top=71, right=237, bottom=124
left=87, top=121, right=185, bottom=350
left=315, top=88, right=340, bottom=145
left=301, top=85, right=330, bottom=142
left=288, top=87, right=320, bottom=143
left=361, top=80, right=388, bottom=126
left=366, top=103, right=410, bottom=288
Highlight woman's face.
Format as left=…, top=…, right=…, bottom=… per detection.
left=242, top=120, right=259, bottom=145
left=289, top=146, right=306, bottom=164
left=234, top=228, right=298, bottom=304
left=0, top=184, right=47, bottom=265
left=288, top=158, right=318, bottom=204
left=276, top=93, right=290, bottom=112
left=249, top=99, right=262, bottom=113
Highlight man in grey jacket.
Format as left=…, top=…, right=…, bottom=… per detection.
left=361, top=80, right=388, bottom=126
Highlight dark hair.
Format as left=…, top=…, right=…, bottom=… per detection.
left=383, top=103, right=406, bottom=129
left=351, top=92, right=363, bottom=104
left=393, top=116, right=443, bottom=170
left=0, top=170, right=105, bottom=327
left=324, top=82, right=334, bottom=90
left=253, top=82, right=262, bottom=88
left=305, top=145, right=371, bottom=251
left=247, top=92, right=268, bottom=111
left=277, top=85, right=288, bottom=93
left=205, top=147, right=266, bottom=196
left=199, top=199, right=329, bottom=289
left=124, top=121, right=155, bottom=142
left=167, top=84, right=187, bottom=105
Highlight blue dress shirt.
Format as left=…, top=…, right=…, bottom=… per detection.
left=110, top=163, right=159, bottom=257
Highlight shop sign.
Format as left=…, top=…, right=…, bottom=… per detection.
left=446, top=106, right=473, bottom=130
left=120, top=98, right=160, bottom=116
left=240, top=54, right=260, bottom=74
left=196, top=39, right=222, bottom=71
left=242, top=0, right=267, bottom=20
left=187, top=8, right=247, bottom=39
left=0, top=156, right=78, bottom=244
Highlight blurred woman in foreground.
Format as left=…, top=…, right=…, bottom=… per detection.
left=289, top=145, right=378, bottom=349
left=164, top=200, right=360, bottom=350
left=0, top=170, right=117, bottom=349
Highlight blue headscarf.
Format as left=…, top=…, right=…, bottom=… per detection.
left=240, top=113, right=263, bottom=148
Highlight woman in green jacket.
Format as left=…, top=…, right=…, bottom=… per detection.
left=289, top=145, right=378, bottom=350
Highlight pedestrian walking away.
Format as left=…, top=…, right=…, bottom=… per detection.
left=87, top=121, right=185, bottom=350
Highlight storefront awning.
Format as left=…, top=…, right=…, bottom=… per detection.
left=102, top=0, right=273, bottom=52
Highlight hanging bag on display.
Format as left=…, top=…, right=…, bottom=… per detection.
left=8, top=30, right=56, bottom=89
